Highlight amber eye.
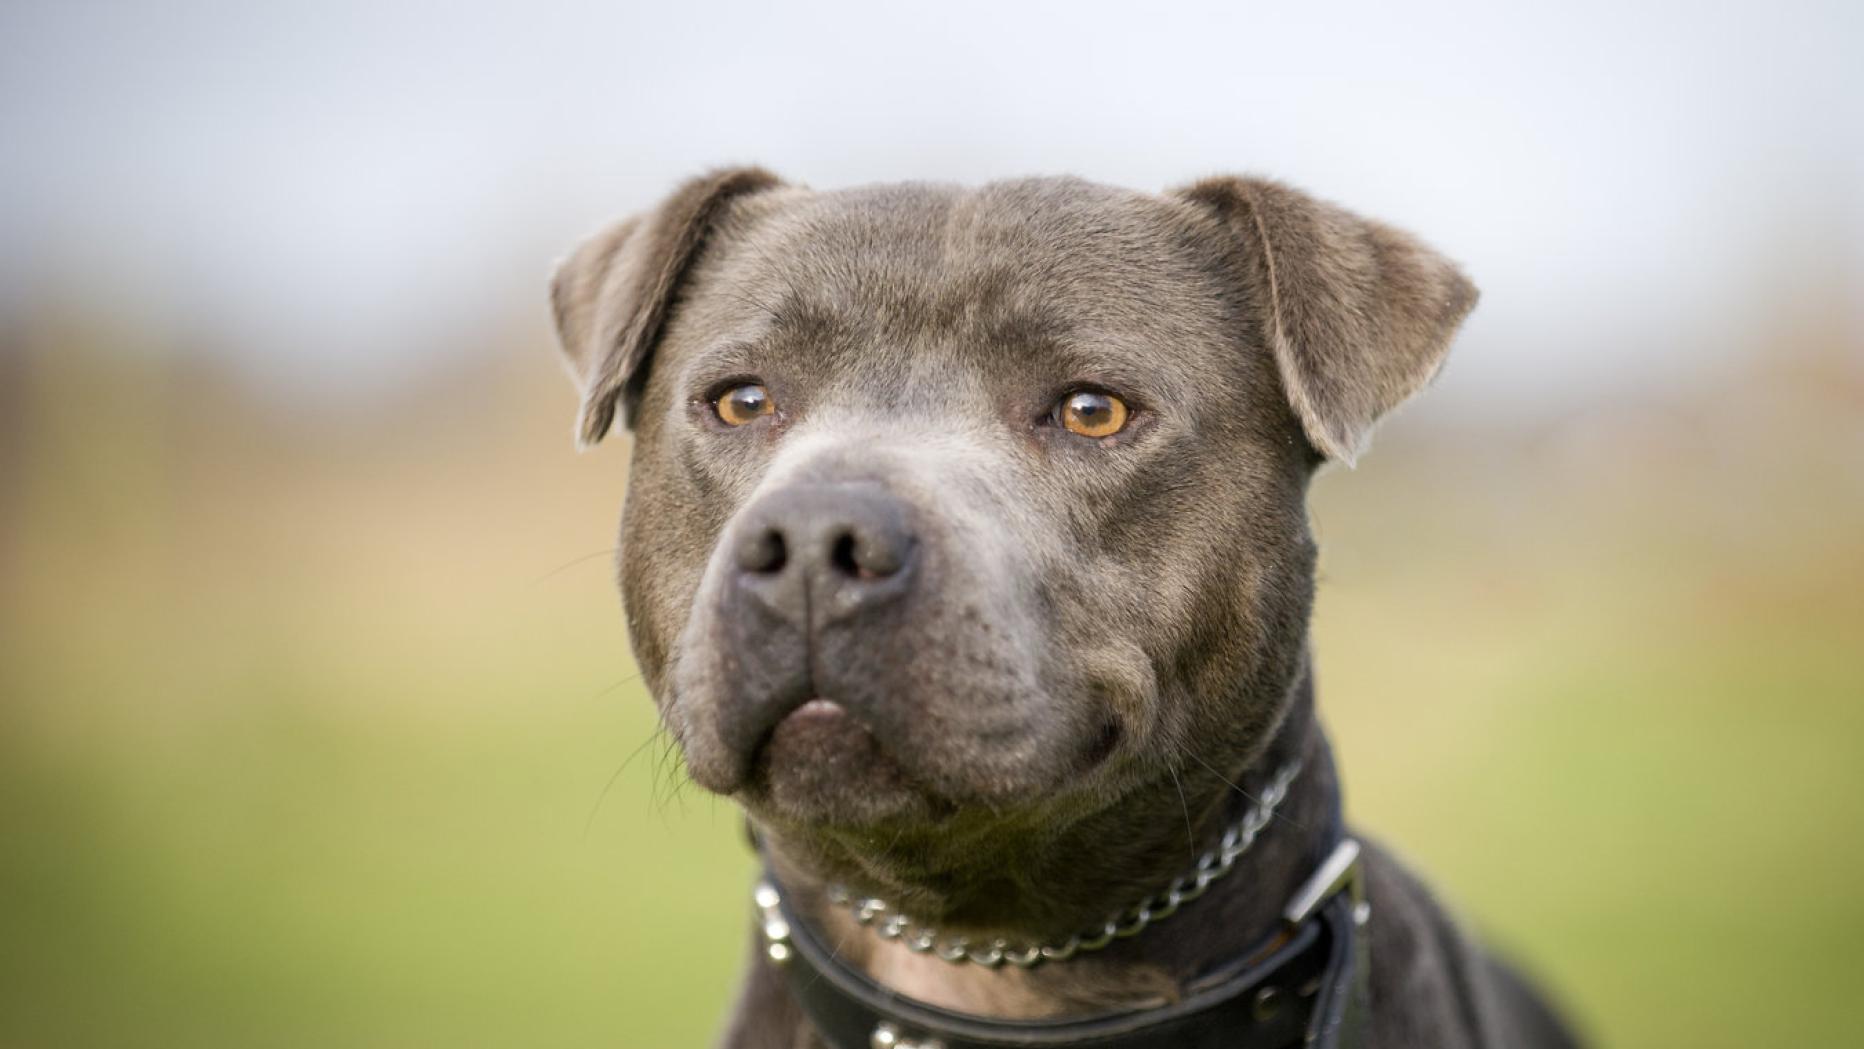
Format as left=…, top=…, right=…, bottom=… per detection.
left=1056, top=390, right=1130, bottom=438
left=714, top=383, right=775, bottom=426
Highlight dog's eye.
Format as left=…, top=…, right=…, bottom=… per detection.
left=1055, top=390, right=1130, bottom=438
left=714, top=383, right=775, bottom=426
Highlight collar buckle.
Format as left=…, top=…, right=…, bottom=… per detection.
left=1281, top=838, right=1368, bottom=929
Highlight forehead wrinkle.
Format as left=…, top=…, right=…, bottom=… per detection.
left=720, top=202, right=955, bottom=357
left=931, top=264, right=1208, bottom=410
left=691, top=180, right=1231, bottom=415
left=932, top=194, right=1217, bottom=333
left=682, top=231, right=885, bottom=384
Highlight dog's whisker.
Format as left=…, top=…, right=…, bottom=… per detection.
left=649, top=734, right=693, bottom=826
left=582, top=725, right=670, bottom=840
left=1167, top=762, right=1198, bottom=866
left=1177, top=747, right=1260, bottom=803
left=668, top=751, right=693, bottom=817
left=526, top=546, right=621, bottom=587
left=586, top=669, right=648, bottom=703
left=859, top=825, right=912, bottom=889
left=1178, top=746, right=1309, bottom=831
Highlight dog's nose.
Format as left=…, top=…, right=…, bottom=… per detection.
left=731, top=483, right=917, bottom=624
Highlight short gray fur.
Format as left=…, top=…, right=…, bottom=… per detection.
left=548, top=169, right=1581, bottom=1049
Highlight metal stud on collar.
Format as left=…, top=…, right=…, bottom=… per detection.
left=758, top=759, right=1303, bottom=970
left=753, top=881, right=792, bottom=965
left=870, top=1021, right=944, bottom=1049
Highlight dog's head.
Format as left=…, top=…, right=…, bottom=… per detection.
left=552, top=170, right=1473, bottom=915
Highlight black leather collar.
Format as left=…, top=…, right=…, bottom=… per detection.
left=760, top=838, right=1369, bottom=1049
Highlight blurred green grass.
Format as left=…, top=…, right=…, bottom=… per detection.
left=2, top=340, right=1860, bottom=1047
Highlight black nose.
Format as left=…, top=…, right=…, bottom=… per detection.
left=731, top=483, right=917, bottom=624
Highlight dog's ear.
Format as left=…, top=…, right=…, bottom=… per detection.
left=1174, top=176, right=1478, bottom=465
left=550, top=167, right=784, bottom=445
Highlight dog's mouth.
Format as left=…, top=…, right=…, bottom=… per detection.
left=759, top=697, right=874, bottom=770
left=736, top=695, right=1126, bottom=831
left=760, top=697, right=870, bottom=766
left=743, top=697, right=941, bottom=825
left=782, top=696, right=849, bottom=726
left=746, top=695, right=862, bottom=760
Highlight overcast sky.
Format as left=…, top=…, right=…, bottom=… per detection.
left=3, top=0, right=1859, bottom=415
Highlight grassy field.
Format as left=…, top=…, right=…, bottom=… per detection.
left=2, top=343, right=1860, bottom=1047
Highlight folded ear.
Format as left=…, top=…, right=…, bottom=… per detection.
left=550, top=166, right=784, bottom=445
left=1173, top=176, right=1478, bottom=465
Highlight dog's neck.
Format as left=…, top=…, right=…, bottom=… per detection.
left=758, top=677, right=1339, bottom=1020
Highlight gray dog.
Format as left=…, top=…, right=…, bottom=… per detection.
left=550, top=169, right=1579, bottom=1049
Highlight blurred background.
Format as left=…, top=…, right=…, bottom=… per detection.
left=2, top=2, right=1860, bottom=1045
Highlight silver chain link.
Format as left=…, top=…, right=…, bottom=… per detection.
left=759, top=758, right=1303, bottom=970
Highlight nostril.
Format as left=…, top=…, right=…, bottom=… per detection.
left=830, top=529, right=908, bottom=580
left=738, top=527, right=788, bottom=575
left=830, top=532, right=862, bottom=578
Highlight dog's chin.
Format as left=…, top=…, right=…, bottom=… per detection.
left=741, top=700, right=947, bottom=827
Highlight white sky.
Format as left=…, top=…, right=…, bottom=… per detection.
left=3, top=0, right=1860, bottom=416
